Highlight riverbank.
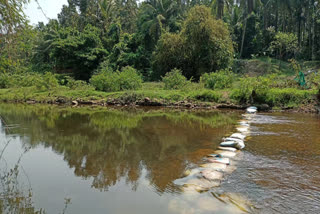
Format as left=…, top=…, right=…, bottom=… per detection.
left=1, top=58, right=319, bottom=113
left=0, top=82, right=319, bottom=113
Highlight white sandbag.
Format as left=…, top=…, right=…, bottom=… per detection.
left=200, top=162, right=228, bottom=171
left=201, top=169, right=224, bottom=180
left=239, top=120, right=250, bottom=126
left=183, top=178, right=220, bottom=189
left=218, top=146, right=237, bottom=152
left=246, top=106, right=257, bottom=114
left=248, top=106, right=257, bottom=110
left=230, top=133, right=246, bottom=140
left=212, top=150, right=237, bottom=158
left=183, top=168, right=201, bottom=177
left=236, top=126, right=249, bottom=133
left=206, top=157, right=230, bottom=165
left=224, top=137, right=244, bottom=144
left=220, top=141, right=245, bottom=150
left=239, top=122, right=250, bottom=127
left=220, top=141, right=239, bottom=148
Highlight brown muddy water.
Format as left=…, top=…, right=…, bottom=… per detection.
left=0, top=104, right=319, bottom=214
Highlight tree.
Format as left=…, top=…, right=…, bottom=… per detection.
left=0, top=0, right=29, bottom=34
left=269, top=32, right=298, bottom=60
left=50, top=24, right=108, bottom=80
left=153, top=5, right=234, bottom=79
left=211, top=0, right=233, bottom=19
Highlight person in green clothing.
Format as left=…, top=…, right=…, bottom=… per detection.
left=294, top=71, right=306, bottom=87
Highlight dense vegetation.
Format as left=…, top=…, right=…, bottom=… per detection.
left=1, top=0, right=320, bottom=110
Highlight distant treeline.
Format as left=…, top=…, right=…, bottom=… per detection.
left=1, top=0, right=320, bottom=80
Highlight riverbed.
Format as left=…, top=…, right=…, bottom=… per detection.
left=0, top=104, right=319, bottom=214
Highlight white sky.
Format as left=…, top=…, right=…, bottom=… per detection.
left=25, top=0, right=145, bottom=25
left=24, top=0, right=68, bottom=25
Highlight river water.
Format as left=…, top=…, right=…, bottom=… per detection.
left=0, top=104, right=319, bottom=214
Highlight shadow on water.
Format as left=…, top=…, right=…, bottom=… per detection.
left=0, top=104, right=241, bottom=214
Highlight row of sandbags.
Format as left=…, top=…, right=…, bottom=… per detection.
left=170, top=108, right=257, bottom=213
left=175, top=107, right=257, bottom=193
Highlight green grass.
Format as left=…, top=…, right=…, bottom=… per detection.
left=0, top=59, right=319, bottom=110
left=0, top=82, right=317, bottom=110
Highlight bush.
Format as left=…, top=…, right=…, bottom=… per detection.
left=230, top=75, right=275, bottom=103
left=0, top=73, right=10, bottom=88
left=90, top=70, right=120, bottom=92
left=200, top=69, right=234, bottom=90
left=153, top=5, right=234, bottom=80
left=90, top=66, right=142, bottom=92
left=309, top=72, right=320, bottom=89
left=36, top=72, right=59, bottom=90
left=118, top=66, right=142, bottom=90
left=66, top=77, right=94, bottom=90
left=162, top=69, right=189, bottom=90
left=0, top=72, right=58, bottom=90
left=230, top=77, right=257, bottom=103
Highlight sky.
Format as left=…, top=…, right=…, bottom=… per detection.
left=24, top=0, right=68, bottom=25
left=24, top=0, right=145, bottom=26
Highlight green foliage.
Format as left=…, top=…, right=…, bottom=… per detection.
left=230, top=75, right=276, bottom=103
left=269, top=32, right=298, bottom=60
left=181, top=5, right=234, bottom=78
left=118, top=66, right=143, bottom=90
left=200, top=69, right=234, bottom=90
left=0, top=72, right=58, bottom=90
left=265, top=88, right=316, bottom=107
left=289, top=59, right=302, bottom=75
left=49, top=24, right=108, bottom=80
left=66, top=77, right=94, bottom=90
left=90, top=71, right=120, bottom=92
left=153, top=5, right=234, bottom=80
left=0, top=0, right=29, bottom=33
left=308, top=72, right=320, bottom=89
left=90, top=66, right=142, bottom=92
left=162, top=69, right=189, bottom=90
left=152, top=33, right=185, bottom=79
left=35, top=72, right=59, bottom=90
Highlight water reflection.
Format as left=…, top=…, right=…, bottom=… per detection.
left=0, top=104, right=238, bottom=195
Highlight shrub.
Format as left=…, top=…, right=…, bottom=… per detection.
left=36, top=72, right=59, bottom=90
left=90, top=66, right=142, bottom=92
left=66, top=77, right=94, bottom=90
left=230, top=76, right=275, bottom=103
left=230, top=77, right=257, bottom=103
left=0, top=72, right=58, bottom=90
left=118, top=66, right=142, bottom=90
left=200, top=69, right=234, bottom=90
left=90, top=70, right=120, bottom=92
left=162, top=69, right=189, bottom=90
left=153, top=5, right=234, bottom=80
left=0, top=73, right=10, bottom=88
left=309, top=72, right=320, bottom=89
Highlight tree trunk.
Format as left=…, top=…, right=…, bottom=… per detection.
left=240, top=17, right=247, bottom=58
left=312, top=0, right=316, bottom=60
left=217, top=0, right=224, bottom=19
left=275, top=1, right=279, bottom=31
left=298, top=7, right=302, bottom=48
left=248, top=0, right=254, bottom=14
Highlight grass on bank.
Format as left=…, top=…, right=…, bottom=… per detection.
left=0, top=58, right=319, bottom=109
left=0, top=81, right=318, bottom=109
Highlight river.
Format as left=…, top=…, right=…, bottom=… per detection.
left=0, top=104, right=319, bottom=214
